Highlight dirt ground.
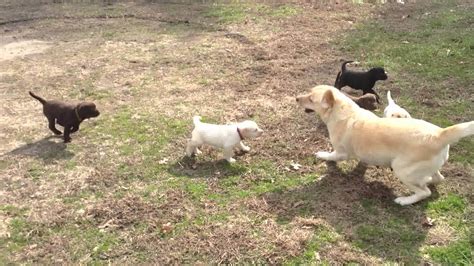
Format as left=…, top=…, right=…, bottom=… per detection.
left=0, top=0, right=472, bottom=264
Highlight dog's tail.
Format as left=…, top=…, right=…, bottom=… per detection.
left=341, top=60, right=354, bottom=72
left=437, top=121, right=474, bottom=147
left=193, top=116, right=202, bottom=126
left=387, top=91, right=395, bottom=105
left=334, top=71, right=341, bottom=88
left=29, top=91, right=46, bottom=104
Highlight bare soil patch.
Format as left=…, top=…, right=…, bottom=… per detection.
left=0, top=40, right=52, bottom=61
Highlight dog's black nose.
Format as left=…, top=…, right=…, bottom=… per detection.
left=296, top=97, right=299, bottom=102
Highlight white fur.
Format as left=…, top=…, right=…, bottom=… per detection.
left=297, top=85, right=474, bottom=206
left=186, top=116, right=263, bottom=163
left=383, top=91, right=411, bottom=118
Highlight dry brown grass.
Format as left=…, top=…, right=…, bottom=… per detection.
left=1, top=0, right=472, bottom=264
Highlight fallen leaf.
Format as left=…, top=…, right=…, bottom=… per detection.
left=158, top=158, right=169, bottom=165
left=422, top=217, right=435, bottom=227
left=314, top=251, right=321, bottom=261
left=98, top=219, right=117, bottom=229
left=161, top=222, right=174, bottom=234
left=293, top=201, right=305, bottom=208
left=290, top=162, right=302, bottom=171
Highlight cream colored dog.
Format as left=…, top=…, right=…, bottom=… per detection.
left=384, top=91, right=411, bottom=118
left=186, top=116, right=263, bottom=163
left=296, top=85, right=474, bottom=205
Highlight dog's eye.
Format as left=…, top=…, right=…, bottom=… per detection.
left=309, top=98, right=314, bottom=103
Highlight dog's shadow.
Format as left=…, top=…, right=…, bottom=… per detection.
left=263, top=161, right=436, bottom=263
left=6, top=136, right=74, bottom=163
left=167, top=155, right=248, bottom=179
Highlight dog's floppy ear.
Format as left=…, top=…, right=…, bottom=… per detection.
left=321, top=89, right=335, bottom=109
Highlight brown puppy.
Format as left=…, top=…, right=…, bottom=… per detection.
left=343, top=92, right=378, bottom=111
left=29, top=91, right=100, bottom=143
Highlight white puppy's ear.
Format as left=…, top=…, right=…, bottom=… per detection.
left=321, top=89, right=335, bottom=109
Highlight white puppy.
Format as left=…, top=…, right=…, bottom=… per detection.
left=186, top=116, right=263, bottom=163
left=297, top=85, right=474, bottom=206
left=383, top=91, right=411, bottom=118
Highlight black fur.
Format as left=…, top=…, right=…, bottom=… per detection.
left=334, top=60, right=387, bottom=103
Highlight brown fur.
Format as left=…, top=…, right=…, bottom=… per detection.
left=342, top=92, right=378, bottom=111
left=29, top=91, right=100, bottom=143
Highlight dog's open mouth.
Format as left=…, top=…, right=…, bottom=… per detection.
left=304, top=108, right=315, bottom=113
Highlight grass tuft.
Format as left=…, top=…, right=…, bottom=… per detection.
left=205, top=4, right=247, bottom=23
left=427, top=239, right=472, bottom=265
left=427, top=194, right=467, bottom=216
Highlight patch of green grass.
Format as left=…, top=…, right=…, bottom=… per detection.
left=185, top=181, right=209, bottom=200
left=25, top=163, right=44, bottom=180
left=62, top=226, right=120, bottom=262
left=268, top=5, right=300, bottom=17
left=64, top=159, right=77, bottom=170
left=450, top=138, right=474, bottom=165
left=360, top=199, right=379, bottom=215
left=0, top=160, right=9, bottom=171
left=69, top=73, right=112, bottom=100
left=188, top=160, right=319, bottom=203
left=2, top=217, right=32, bottom=252
left=427, top=194, right=467, bottom=216
left=62, top=189, right=103, bottom=206
left=354, top=217, right=424, bottom=263
left=286, top=228, right=338, bottom=265
left=0, top=205, right=28, bottom=217
left=166, top=158, right=321, bottom=207
left=102, top=30, right=118, bottom=39
left=205, top=3, right=300, bottom=24
left=205, top=4, right=247, bottom=23
left=426, top=194, right=468, bottom=230
left=427, top=238, right=472, bottom=265
left=91, top=108, right=187, bottom=158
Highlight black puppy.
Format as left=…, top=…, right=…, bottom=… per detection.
left=334, top=60, right=387, bottom=103
left=29, top=91, right=100, bottom=143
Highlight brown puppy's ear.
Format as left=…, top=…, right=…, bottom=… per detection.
left=321, top=89, right=335, bottom=109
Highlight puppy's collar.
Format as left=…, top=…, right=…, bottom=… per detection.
left=237, top=127, right=244, bottom=140
left=74, top=107, right=83, bottom=122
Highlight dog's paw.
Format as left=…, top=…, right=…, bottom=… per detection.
left=64, top=138, right=72, bottom=143
left=394, top=196, right=416, bottom=206
left=195, top=149, right=202, bottom=155
left=226, top=158, right=236, bottom=163
left=315, top=151, right=331, bottom=160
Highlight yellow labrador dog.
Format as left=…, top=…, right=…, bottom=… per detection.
left=296, top=85, right=474, bottom=205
